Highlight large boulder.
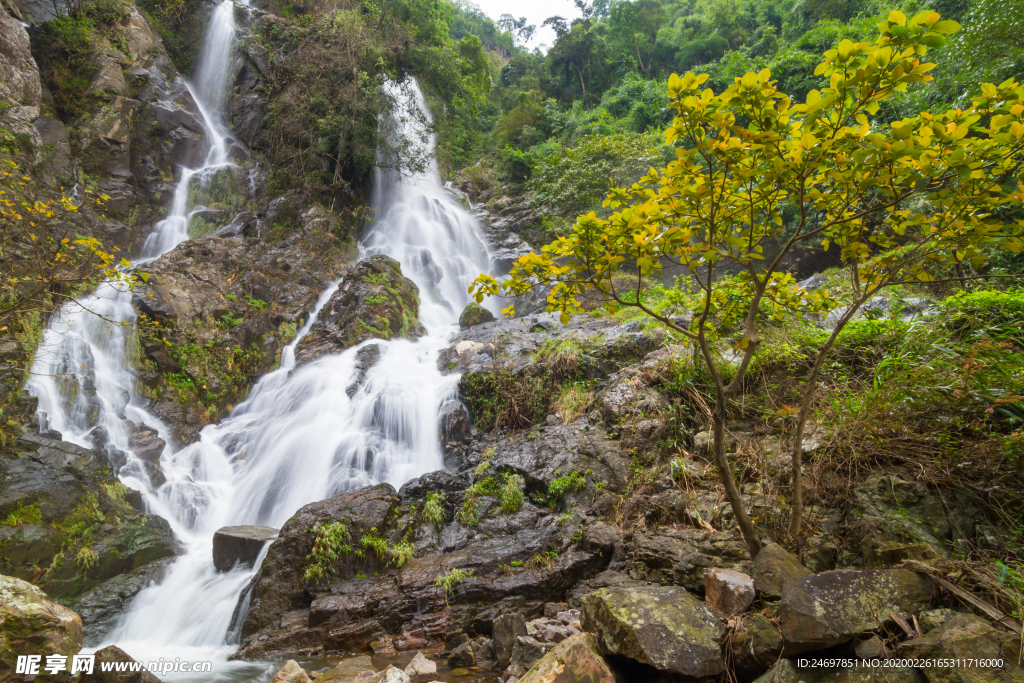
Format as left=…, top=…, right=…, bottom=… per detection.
left=780, top=569, right=934, bottom=654
left=81, top=646, right=161, bottom=683
left=581, top=585, right=726, bottom=679
left=0, top=574, right=82, bottom=683
left=0, top=433, right=176, bottom=617
left=517, top=633, right=615, bottom=683
left=295, top=256, right=422, bottom=364
left=898, top=613, right=1023, bottom=682
left=212, top=526, right=278, bottom=572
left=752, top=543, right=812, bottom=598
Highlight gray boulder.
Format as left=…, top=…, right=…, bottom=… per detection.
left=780, top=569, right=934, bottom=654
left=212, top=526, right=278, bottom=571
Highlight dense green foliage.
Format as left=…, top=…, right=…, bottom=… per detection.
left=439, top=0, right=1024, bottom=243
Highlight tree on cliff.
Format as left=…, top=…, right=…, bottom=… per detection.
left=0, top=158, right=139, bottom=375
left=470, top=11, right=1024, bottom=558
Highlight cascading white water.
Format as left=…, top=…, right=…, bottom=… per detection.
left=27, top=0, right=242, bottom=493
left=29, top=4, right=496, bottom=674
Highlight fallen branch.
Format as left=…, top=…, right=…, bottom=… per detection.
left=900, top=559, right=1023, bottom=637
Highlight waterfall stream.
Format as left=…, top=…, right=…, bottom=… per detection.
left=27, top=2, right=496, bottom=679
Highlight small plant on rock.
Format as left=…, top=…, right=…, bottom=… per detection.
left=499, top=473, right=525, bottom=514
left=423, top=491, right=447, bottom=529
left=304, top=520, right=350, bottom=584
left=547, top=471, right=586, bottom=506
left=435, top=567, right=474, bottom=604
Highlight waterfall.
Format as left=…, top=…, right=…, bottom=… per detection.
left=28, top=1, right=496, bottom=675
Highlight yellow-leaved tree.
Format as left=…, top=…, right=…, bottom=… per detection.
left=470, top=11, right=1024, bottom=558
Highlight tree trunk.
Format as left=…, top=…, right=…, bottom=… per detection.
left=712, top=398, right=763, bottom=559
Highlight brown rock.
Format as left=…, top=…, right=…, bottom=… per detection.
left=704, top=567, right=755, bottom=616
left=319, top=656, right=374, bottom=683
left=272, top=660, right=312, bottom=683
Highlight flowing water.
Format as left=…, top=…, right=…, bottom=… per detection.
left=28, top=2, right=497, bottom=680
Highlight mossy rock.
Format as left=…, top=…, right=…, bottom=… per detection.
left=0, top=575, right=82, bottom=682
left=581, top=585, right=726, bottom=679
left=295, top=255, right=423, bottom=364
left=459, top=302, right=495, bottom=329
left=780, top=568, right=935, bottom=654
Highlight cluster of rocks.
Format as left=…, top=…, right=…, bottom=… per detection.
left=0, top=431, right=176, bottom=641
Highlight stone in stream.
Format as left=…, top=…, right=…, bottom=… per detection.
left=319, top=655, right=374, bottom=683
left=81, top=646, right=162, bottom=683
left=271, top=660, right=311, bottom=683
left=446, top=640, right=475, bottom=667
left=364, top=667, right=410, bottom=683
left=212, top=525, right=278, bottom=571
left=403, top=652, right=436, bottom=676
left=0, top=575, right=82, bottom=682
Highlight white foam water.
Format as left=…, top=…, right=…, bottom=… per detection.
left=28, top=3, right=498, bottom=678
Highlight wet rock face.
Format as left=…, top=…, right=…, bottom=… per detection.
left=234, top=472, right=618, bottom=661
left=0, top=432, right=176, bottom=621
left=240, top=484, right=403, bottom=639
left=66, top=558, right=175, bottom=645
left=133, top=227, right=351, bottom=446
left=581, top=585, right=726, bottom=679
left=780, top=569, right=935, bottom=654
left=0, top=574, right=82, bottom=683
left=295, top=256, right=423, bottom=365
